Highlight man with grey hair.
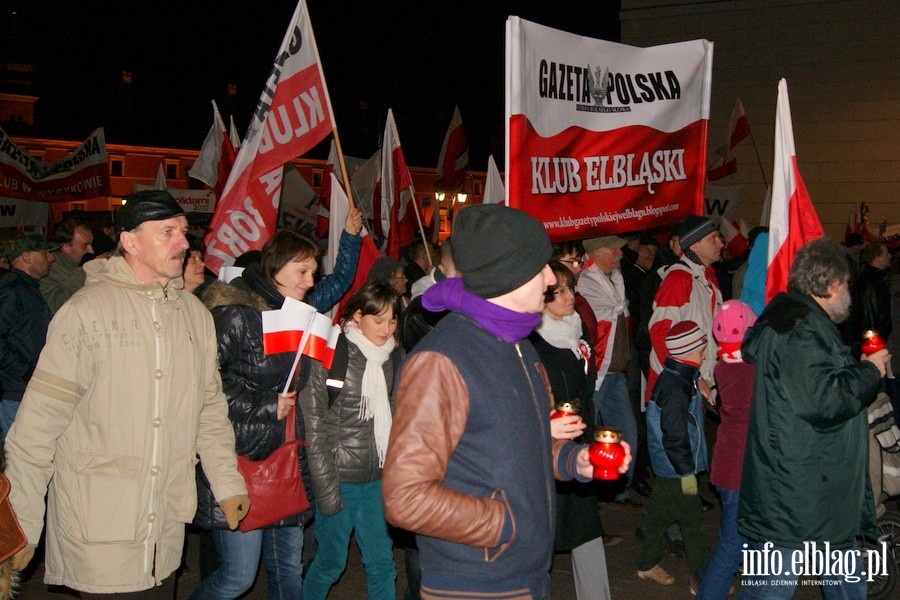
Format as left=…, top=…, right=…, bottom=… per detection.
left=738, top=238, right=890, bottom=598
left=6, top=190, right=249, bottom=596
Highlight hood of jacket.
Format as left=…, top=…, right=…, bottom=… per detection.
left=201, top=279, right=269, bottom=314
left=742, top=291, right=819, bottom=364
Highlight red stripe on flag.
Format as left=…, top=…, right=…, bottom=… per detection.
left=263, top=330, right=302, bottom=355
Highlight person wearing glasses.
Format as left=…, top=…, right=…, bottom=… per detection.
left=367, top=257, right=409, bottom=309
left=552, top=241, right=598, bottom=349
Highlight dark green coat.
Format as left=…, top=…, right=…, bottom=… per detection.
left=737, top=292, right=882, bottom=549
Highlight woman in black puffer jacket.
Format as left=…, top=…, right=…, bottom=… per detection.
left=192, top=224, right=360, bottom=600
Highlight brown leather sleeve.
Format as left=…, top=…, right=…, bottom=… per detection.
left=382, top=351, right=507, bottom=548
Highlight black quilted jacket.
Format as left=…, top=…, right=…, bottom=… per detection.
left=192, top=277, right=314, bottom=530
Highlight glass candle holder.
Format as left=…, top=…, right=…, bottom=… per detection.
left=588, top=427, right=626, bottom=481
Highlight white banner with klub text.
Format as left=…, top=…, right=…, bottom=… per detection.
left=505, top=18, right=712, bottom=240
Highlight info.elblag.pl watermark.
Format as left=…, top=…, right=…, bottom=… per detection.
left=742, top=542, right=891, bottom=583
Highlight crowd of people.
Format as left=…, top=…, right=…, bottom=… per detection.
left=0, top=189, right=896, bottom=600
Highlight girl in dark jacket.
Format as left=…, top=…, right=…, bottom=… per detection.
left=301, top=281, right=402, bottom=600
left=192, top=222, right=360, bottom=600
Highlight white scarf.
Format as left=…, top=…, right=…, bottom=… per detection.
left=537, top=312, right=592, bottom=371
left=343, top=321, right=395, bottom=468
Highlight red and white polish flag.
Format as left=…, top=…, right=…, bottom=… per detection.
left=188, top=100, right=236, bottom=199
left=300, top=312, right=331, bottom=361
left=765, top=79, right=824, bottom=302
left=204, top=0, right=335, bottom=275
left=707, top=98, right=751, bottom=181
left=380, top=109, right=419, bottom=259
left=321, top=325, right=342, bottom=370
left=435, top=105, right=469, bottom=193
left=262, top=298, right=317, bottom=355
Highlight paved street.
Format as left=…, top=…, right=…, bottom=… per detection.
left=18, top=487, right=872, bottom=599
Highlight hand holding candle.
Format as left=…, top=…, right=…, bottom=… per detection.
left=862, top=330, right=893, bottom=379
left=588, top=427, right=628, bottom=480
left=549, top=401, right=586, bottom=440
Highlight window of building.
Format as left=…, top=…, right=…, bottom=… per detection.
left=165, top=161, right=178, bottom=180
left=312, top=170, right=323, bottom=188
left=474, top=180, right=483, bottom=195
left=110, top=159, right=123, bottom=177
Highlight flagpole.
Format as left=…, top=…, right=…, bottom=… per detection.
left=409, top=193, right=433, bottom=265
left=331, top=129, right=356, bottom=210
left=749, top=132, right=768, bottom=188
left=282, top=311, right=317, bottom=395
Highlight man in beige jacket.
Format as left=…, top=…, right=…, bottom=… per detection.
left=5, top=190, right=250, bottom=597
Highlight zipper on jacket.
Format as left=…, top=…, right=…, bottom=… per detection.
left=514, top=342, right=554, bottom=533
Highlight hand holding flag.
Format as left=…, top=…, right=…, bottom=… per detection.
left=262, top=297, right=344, bottom=393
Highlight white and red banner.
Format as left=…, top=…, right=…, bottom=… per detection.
left=766, top=79, right=824, bottom=302
left=505, top=18, right=712, bottom=240
left=0, top=127, right=110, bottom=203
left=188, top=100, right=237, bottom=199
left=435, top=105, right=469, bottom=193
left=205, top=0, right=335, bottom=275
left=379, top=109, right=419, bottom=258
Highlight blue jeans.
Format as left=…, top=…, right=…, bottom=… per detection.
left=190, top=526, right=304, bottom=600
left=696, top=488, right=747, bottom=599
left=594, top=373, right=637, bottom=499
left=303, top=481, right=396, bottom=600
left=0, top=397, right=21, bottom=441
left=738, top=541, right=866, bottom=600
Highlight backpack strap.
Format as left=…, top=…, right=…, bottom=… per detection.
left=325, top=333, right=349, bottom=408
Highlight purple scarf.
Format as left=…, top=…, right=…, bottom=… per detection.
left=422, top=278, right=541, bottom=343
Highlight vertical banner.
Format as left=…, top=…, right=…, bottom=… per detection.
left=505, top=18, right=713, bottom=241
left=205, top=0, right=335, bottom=275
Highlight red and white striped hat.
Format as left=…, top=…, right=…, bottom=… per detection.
left=665, top=321, right=708, bottom=357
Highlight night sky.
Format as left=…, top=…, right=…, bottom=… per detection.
left=2, top=1, right=620, bottom=170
